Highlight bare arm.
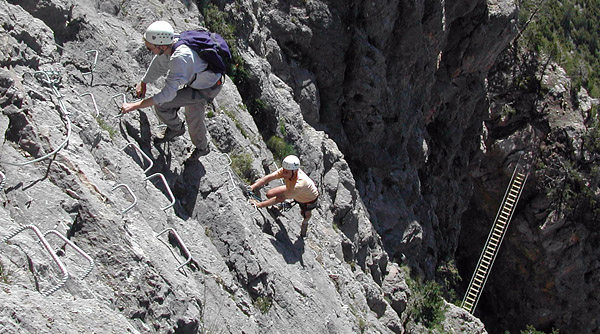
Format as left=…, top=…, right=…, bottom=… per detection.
left=252, top=196, right=281, bottom=208
left=250, top=170, right=280, bottom=192
left=121, top=96, right=156, bottom=113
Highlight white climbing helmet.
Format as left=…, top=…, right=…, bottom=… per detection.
left=144, top=21, right=174, bottom=45
left=282, top=155, right=300, bottom=171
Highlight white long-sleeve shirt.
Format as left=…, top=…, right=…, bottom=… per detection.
left=142, top=39, right=221, bottom=105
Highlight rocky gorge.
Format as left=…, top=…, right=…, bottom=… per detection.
left=0, top=0, right=598, bottom=333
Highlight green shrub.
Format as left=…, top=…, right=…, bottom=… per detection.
left=513, top=325, right=560, bottom=334
left=406, top=278, right=447, bottom=329
left=231, top=153, right=253, bottom=183
left=267, top=136, right=296, bottom=163
left=254, top=296, right=272, bottom=314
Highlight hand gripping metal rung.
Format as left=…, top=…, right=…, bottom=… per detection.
left=2, top=225, right=69, bottom=296
left=111, top=93, right=127, bottom=118
left=43, top=230, right=94, bottom=279
left=144, top=173, right=175, bottom=211
left=156, top=228, right=192, bottom=271
left=111, top=183, right=138, bottom=214
left=122, top=143, right=153, bottom=174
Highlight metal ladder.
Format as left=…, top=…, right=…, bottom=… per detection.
left=461, top=163, right=528, bottom=313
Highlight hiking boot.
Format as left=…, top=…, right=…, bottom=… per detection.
left=154, top=126, right=185, bottom=143
left=185, top=146, right=210, bottom=163
left=300, top=220, right=309, bottom=238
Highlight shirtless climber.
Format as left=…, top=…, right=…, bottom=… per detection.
left=249, top=155, right=319, bottom=238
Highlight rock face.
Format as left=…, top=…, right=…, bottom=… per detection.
left=4, top=0, right=590, bottom=333
left=0, top=0, right=490, bottom=333
left=224, top=0, right=518, bottom=279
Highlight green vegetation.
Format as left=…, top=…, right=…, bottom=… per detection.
left=0, top=260, right=10, bottom=284
left=231, top=153, right=253, bottom=183
left=278, top=119, right=286, bottom=137
left=267, top=135, right=296, bottom=163
left=518, top=0, right=600, bottom=96
left=435, top=260, right=461, bottom=306
left=404, top=269, right=447, bottom=330
left=96, top=117, right=117, bottom=138
left=520, top=1, right=600, bottom=223
left=254, top=295, right=272, bottom=314
left=503, top=324, right=560, bottom=334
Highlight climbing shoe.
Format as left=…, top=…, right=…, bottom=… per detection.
left=187, top=146, right=210, bottom=160
left=154, top=126, right=185, bottom=143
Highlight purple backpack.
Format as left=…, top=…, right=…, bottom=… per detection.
left=173, top=29, right=232, bottom=73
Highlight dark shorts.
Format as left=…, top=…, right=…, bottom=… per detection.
left=296, top=198, right=319, bottom=212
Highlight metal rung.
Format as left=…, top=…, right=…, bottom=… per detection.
left=144, top=173, right=175, bottom=211
left=156, top=228, right=192, bottom=271
left=122, top=143, right=153, bottom=174
left=219, top=170, right=236, bottom=192
left=493, top=227, right=505, bottom=234
left=2, top=225, right=69, bottom=295
left=111, top=183, right=137, bottom=214
left=43, top=230, right=94, bottom=279
left=78, top=92, right=100, bottom=117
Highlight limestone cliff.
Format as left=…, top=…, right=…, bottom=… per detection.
left=3, top=0, right=589, bottom=333
left=0, top=0, right=487, bottom=333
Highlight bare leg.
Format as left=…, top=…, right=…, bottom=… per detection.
left=300, top=210, right=311, bottom=238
